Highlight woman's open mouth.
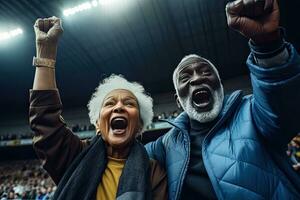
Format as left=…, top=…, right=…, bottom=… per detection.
left=192, top=87, right=213, bottom=110
left=110, top=117, right=128, bottom=135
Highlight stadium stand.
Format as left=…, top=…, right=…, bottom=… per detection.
left=0, top=160, right=56, bottom=200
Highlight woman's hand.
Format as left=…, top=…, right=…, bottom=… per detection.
left=34, top=16, right=63, bottom=60
left=226, top=0, right=280, bottom=44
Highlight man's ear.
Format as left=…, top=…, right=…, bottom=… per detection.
left=220, top=79, right=224, bottom=86
left=174, top=93, right=182, bottom=110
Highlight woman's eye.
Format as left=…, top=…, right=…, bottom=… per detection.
left=104, top=101, right=115, bottom=106
left=125, top=102, right=135, bottom=107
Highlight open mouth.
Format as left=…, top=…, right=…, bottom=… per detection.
left=192, top=87, right=212, bottom=109
left=110, top=117, right=128, bottom=135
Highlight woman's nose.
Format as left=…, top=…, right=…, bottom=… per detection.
left=113, top=102, right=125, bottom=113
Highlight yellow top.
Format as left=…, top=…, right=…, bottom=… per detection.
left=96, top=156, right=126, bottom=200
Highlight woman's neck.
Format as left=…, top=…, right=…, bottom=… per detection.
left=106, top=145, right=131, bottom=159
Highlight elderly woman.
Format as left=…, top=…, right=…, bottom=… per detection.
left=29, top=17, right=167, bottom=200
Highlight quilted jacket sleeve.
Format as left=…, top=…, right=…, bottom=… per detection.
left=247, top=42, right=300, bottom=148
left=29, top=89, right=89, bottom=184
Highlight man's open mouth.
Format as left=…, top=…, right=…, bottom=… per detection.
left=110, top=117, right=128, bottom=135
left=192, top=87, right=212, bottom=109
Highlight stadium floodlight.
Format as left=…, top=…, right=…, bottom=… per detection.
left=98, top=0, right=120, bottom=6
left=63, top=2, right=93, bottom=16
left=63, top=0, right=128, bottom=17
left=91, top=0, right=98, bottom=7
left=0, top=28, right=23, bottom=42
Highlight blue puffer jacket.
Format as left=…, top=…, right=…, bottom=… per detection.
left=146, top=43, right=300, bottom=200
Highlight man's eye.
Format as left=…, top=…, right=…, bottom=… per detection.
left=180, top=76, right=189, bottom=82
left=181, top=78, right=188, bottom=82
left=202, top=71, right=212, bottom=76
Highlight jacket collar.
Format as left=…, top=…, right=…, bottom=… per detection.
left=164, top=90, right=243, bottom=131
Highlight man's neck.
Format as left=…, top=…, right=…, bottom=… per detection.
left=189, top=118, right=217, bottom=132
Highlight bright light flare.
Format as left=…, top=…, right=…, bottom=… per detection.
left=91, top=0, right=98, bottom=7
left=0, top=28, right=23, bottom=42
left=63, top=2, right=93, bottom=16
left=99, top=0, right=119, bottom=6
left=63, top=0, right=125, bottom=17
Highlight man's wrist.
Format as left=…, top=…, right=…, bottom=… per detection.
left=251, top=29, right=281, bottom=45
left=253, top=48, right=289, bottom=67
left=249, top=28, right=286, bottom=59
left=249, top=28, right=290, bottom=67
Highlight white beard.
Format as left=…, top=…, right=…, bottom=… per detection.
left=178, top=84, right=224, bottom=123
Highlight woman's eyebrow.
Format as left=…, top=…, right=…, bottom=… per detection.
left=104, top=96, right=137, bottom=101
left=123, top=96, right=137, bottom=101
left=104, top=96, right=115, bottom=101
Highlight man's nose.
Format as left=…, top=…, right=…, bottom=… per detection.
left=190, top=73, right=206, bottom=86
left=113, top=101, right=125, bottom=113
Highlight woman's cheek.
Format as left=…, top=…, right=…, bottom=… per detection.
left=99, top=111, right=110, bottom=135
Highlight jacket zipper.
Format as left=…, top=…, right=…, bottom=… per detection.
left=201, top=92, right=242, bottom=200
left=175, top=129, right=190, bottom=200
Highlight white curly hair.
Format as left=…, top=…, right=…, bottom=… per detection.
left=87, top=74, right=154, bottom=133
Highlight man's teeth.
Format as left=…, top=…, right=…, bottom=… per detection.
left=192, top=88, right=212, bottom=108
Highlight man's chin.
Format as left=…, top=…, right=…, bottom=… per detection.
left=178, top=84, right=224, bottom=123
left=187, top=91, right=223, bottom=123
left=189, top=110, right=216, bottom=123
left=192, top=100, right=213, bottom=113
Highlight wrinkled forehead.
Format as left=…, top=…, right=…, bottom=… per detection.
left=104, top=89, right=138, bottom=101
left=178, top=61, right=212, bottom=74
left=177, top=55, right=209, bottom=70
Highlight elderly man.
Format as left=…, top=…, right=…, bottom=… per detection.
left=146, top=0, right=300, bottom=199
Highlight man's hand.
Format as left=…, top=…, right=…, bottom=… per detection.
left=293, top=163, right=300, bottom=171
left=34, top=16, right=63, bottom=60
left=226, top=0, right=280, bottom=44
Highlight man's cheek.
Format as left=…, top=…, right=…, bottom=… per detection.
left=178, top=86, right=189, bottom=98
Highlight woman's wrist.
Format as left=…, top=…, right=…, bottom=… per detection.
left=36, top=44, right=58, bottom=60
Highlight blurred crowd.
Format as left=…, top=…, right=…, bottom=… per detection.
left=0, top=124, right=94, bottom=142
left=287, top=134, right=300, bottom=171
left=70, top=124, right=95, bottom=133
left=0, top=133, right=33, bottom=142
left=0, top=160, right=56, bottom=200
left=152, top=110, right=180, bottom=123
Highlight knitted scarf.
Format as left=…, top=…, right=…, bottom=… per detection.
left=53, top=135, right=152, bottom=200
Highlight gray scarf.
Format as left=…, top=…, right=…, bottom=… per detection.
left=53, top=135, right=152, bottom=200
